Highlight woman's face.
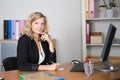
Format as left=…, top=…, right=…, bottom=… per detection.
left=31, top=17, right=45, bottom=34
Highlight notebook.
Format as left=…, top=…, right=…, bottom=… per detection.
left=19, top=72, right=64, bottom=80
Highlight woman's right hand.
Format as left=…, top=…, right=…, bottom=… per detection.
left=47, top=63, right=60, bottom=70
left=38, top=63, right=60, bottom=71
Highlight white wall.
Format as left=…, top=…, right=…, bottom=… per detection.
left=0, top=0, right=82, bottom=63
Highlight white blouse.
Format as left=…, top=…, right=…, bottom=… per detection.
left=38, top=42, right=45, bottom=64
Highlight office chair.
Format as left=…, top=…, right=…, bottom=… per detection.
left=2, top=57, right=18, bottom=71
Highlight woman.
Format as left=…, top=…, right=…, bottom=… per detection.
left=17, top=12, right=60, bottom=71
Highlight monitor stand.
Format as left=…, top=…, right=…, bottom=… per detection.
left=94, top=60, right=119, bottom=72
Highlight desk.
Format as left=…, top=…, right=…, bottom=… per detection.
left=0, top=63, right=120, bottom=80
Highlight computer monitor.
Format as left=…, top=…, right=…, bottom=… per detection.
left=95, top=24, right=119, bottom=72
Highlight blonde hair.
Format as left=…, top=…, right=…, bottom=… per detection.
left=23, top=12, right=48, bottom=39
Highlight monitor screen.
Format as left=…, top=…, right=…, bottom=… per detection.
left=95, top=24, right=119, bottom=71
left=100, top=24, right=116, bottom=62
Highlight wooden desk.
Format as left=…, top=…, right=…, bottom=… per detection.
left=0, top=63, right=120, bottom=80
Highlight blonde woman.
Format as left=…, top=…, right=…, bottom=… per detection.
left=17, top=12, right=60, bottom=71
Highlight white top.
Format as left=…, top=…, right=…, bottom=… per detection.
left=38, top=42, right=45, bottom=64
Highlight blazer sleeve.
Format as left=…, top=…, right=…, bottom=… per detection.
left=48, top=48, right=56, bottom=63
left=17, top=35, right=39, bottom=71
left=41, top=41, right=56, bottom=64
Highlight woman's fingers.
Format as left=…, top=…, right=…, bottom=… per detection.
left=40, top=32, right=50, bottom=41
left=48, top=63, right=60, bottom=70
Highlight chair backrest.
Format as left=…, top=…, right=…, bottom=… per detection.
left=2, top=57, right=18, bottom=71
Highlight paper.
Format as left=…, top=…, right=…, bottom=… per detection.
left=20, top=72, right=64, bottom=80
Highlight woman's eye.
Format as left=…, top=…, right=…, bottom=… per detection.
left=34, top=22, right=39, bottom=24
left=41, top=23, right=45, bottom=25
left=33, top=22, right=45, bottom=26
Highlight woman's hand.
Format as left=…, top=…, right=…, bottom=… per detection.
left=47, top=63, right=60, bottom=70
left=40, top=32, right=51, bottom=42
left=40, top=32, right=55, bottom=52
left=38, top=63, right=60, bottom=71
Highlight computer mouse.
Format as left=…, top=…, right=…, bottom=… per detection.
left=71, top=60, right=81, bottom=64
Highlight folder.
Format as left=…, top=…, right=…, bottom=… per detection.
left=11, top=20, right=16, bottom=39
left=85, top=0, right=89, bottom=19
left=15, top=20, right=19, bottom=39
left=86, top=22, right=91, bottom=44
left=4, top=20, right=8, bottom=39
left=20, top=72, right=64, bottom=80
left=8, top=20, right=12, bottom=39
left=89, top=0, right=95, bottom=18
left=19, top=20, right=26, bottom=37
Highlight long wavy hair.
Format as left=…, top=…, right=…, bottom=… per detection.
left=23, top=12, right=48, bottom=39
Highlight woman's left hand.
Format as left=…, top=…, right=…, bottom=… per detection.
left=41, top=32, right=55, bottom=52
left=40, top=32, right=51, bottom=42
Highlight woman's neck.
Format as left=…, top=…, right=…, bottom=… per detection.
left=33, top=33, right=40, bottom=41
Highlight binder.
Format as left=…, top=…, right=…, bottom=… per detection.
left=19, top=20, right=26, bottom=37
left=4, top=20, right=8, bottom=39
left=11, top=20, right=16, bottom=39
left=86, top=22, right=91, bottom=44
left=89, top=0, right=95, bottom=18
left=8, top=20, right=12, bottom=39
left=15, top=20, right=19, bottom=39
left=85, top=0, right=89, bottom=19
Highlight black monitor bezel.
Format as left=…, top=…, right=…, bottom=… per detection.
left=100, top=24, right=116, bottom=62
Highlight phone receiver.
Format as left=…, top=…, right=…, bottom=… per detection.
left=70, top=60, right=84, bottom=72
left=71, top=60, right=81, bottom=64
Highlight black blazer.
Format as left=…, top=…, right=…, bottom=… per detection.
left=17, top=34, right=56, bottom=71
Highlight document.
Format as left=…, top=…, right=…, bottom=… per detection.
left=20, top=72, right=64, bottom=80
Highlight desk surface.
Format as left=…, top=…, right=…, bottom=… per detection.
left=0, top=63, right=120, bottom=80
